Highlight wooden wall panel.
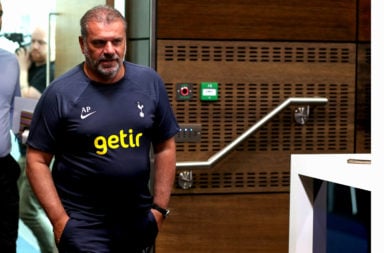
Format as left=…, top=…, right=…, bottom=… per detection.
left=157, top=0, right=356, bottom=41
left=356, top=43, right=371, bottom=153
left=358, top=0, right=371, bottom=41
left=154, top=1, right=370, bottom=252
left=156, top=193, right=289, bottom=253
left=157, top=40, right=356, bottom=194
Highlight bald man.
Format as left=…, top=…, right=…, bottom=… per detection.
left=17, top=26, right=55, bottom=99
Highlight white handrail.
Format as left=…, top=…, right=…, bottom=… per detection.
left=176, top=97, right=328, bottom=169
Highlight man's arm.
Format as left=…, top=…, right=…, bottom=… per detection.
left=151, top=137, right=176, bottom=227
left=16, top=47, right=42, bottom=99
left=26, top=146, right=69, bottom=243
left=16, top=47, right=31, bottom=91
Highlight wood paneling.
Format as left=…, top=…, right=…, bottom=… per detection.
left=156, top=193, right=289, bottom=253
left=157, top=0, right=356, bottom=41
left=356, top=43, right=371, bottom=153
left=155, top=39, right=363, bottom=252
left=358, top=0, right=371, bottom=41
left=154, top=1, right=370, bottom=252
left=158, top=40, right=356, bottom=194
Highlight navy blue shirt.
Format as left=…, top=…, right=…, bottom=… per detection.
left=27, top=62, right=179, bottom=220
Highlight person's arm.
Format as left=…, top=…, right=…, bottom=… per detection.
left=26, top=146, right=69, bottom=243
left=16, top=47, right=42, bottom=99
left=16, top=47, right=31, bottom=90
left=151, top=137, right=176, bottom=228
left=21, top=86, right=42, bottom=99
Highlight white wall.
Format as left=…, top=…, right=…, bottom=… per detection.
left=0, top=0, right=56, bottom=52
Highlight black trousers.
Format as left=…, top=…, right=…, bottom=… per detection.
left=0, top=154, right=21, bottom=253
left=57, top=211, right=158, bottom=253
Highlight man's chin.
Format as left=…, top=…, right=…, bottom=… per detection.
left=30, top=54, right=44, bottom=63
left=98, top=68, right=119, bottom=79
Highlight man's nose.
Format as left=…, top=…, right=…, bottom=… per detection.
left=31, top=39, right=46, bottom=49
left=31, top=40, right=39, bottom=49
left=103, top=41, right=114, bottom=54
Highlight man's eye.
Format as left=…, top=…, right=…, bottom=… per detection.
left=92, top=41, right=106, bottom=47
left=112, top=39, right=123, bottom=46
left=32, top=39, right=47, bottom=45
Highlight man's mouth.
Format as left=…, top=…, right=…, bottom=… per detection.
left=100, top=59, right=117, bottom=67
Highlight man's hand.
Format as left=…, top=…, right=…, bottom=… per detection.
left=16, top=47, right=31, bottom=71
left=151, top=209, right=165, bottom=230
left=52, top=214, right=70, bottom=244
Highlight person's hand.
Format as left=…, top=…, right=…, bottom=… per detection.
left=151, top=209, right=165, bottom=231
left=52, top=214, right=70, bottom=244
left=16, top=47, right=32, bottom=71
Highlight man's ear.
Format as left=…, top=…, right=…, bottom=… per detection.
left=78, top=36, right=84, bottom=53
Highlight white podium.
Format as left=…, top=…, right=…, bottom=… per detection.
left=289, top=153, right=371, bottom=253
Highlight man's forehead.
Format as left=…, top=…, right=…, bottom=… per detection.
left=32, top=28, right=47, bottom=39
left=86, top=21, right=125, bottom=36
left=88, top=20, right=124, bottom=30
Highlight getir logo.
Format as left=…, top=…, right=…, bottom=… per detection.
left=94, top=129, right=143, bottom=155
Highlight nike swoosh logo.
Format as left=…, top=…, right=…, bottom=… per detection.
left=80, top=111, right=96, bottom=119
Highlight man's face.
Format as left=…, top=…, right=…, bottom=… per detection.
left=79, top=19, right=126, bottom=83
left=30, top=28, right=48, bottom=65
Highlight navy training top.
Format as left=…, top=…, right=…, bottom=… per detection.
left=27, top=61, right=179, bottom=220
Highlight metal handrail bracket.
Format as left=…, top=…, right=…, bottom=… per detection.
left=176, top=97, right=328, bottom=169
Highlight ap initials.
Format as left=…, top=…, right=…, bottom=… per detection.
left=82, top=106, right=92, bottom=113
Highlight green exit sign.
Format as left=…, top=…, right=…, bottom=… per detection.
left=200, top=82, right=218, bottom=101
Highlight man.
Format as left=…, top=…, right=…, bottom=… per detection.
left=16, top=25, right=56, bottom=253
left=0, top=1, right=22, bottom=252
left=26, top=5, right=179, bottom=253
left=17, top=25, right=55, bottom=99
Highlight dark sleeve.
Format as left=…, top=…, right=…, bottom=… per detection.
left=27, top=85, right=61, bottom=153
left=152, top=77, right=180, bottom=144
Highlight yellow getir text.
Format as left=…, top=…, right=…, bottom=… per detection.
left=94, top=129, right=143, bottom=155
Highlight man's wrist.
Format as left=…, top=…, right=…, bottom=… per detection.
left=151, top=203, right=170, bottom=219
